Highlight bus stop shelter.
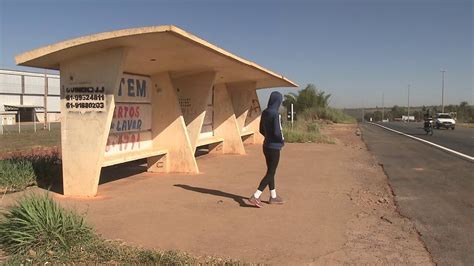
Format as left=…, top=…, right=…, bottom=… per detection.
left=15, top=25, right=297, bottom=196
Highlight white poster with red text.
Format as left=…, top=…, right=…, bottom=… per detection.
left=105, top=74, right=153, bottom=158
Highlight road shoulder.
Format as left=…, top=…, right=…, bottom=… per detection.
left=359, top=122, right=474, bottom=265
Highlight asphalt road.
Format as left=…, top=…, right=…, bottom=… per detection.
left=375, top=122, right=474, bottom=157
left=360, top=123, right=474, bottom=265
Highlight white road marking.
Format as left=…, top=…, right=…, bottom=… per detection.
left=368, top=122, right=474, bottom=162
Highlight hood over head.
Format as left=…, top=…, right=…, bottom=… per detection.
left=267, top=91, right=283, bottom=111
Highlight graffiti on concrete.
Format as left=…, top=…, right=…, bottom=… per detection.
left=248, top=98, right=261, bottom=118
left=105, top=131, right=152, bottom=154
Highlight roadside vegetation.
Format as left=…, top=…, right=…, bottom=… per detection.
left=361, top=102, right=474, bottom=123
left=282, top=121, right=334, bottom=144
left=0, top=127, right=60, bottom=155
left=0, top=194, right=241, bottom=265
left=0, top=153, right=61, bottom=193
left=0, top=160, right=36, bottom=192
left=281, top=84, right=355, bottom=143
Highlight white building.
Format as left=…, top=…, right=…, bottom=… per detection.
left=0, top=69, right=60, bottom=124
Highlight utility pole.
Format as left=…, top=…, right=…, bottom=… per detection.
left=382, top=92, right=385, bottom=122
left=441, top=69, right=446, bottom=113
left=44, top=70, right=48, bottom=130
left=362, top=106, right=365, bottom=122
left=407, top=84, right=410, bottom=122
left=290, top=103, right=294, bottom=128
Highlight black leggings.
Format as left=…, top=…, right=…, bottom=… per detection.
left=258, top=147, right=280, bottom=191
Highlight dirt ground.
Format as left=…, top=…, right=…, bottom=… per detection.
left=2, top=124, right=432, bottom=264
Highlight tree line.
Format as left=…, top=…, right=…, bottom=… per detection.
left=363, top=101, right=473, bottom=122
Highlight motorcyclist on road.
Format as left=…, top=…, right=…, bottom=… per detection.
left=423, top=110, right=434, bottom=135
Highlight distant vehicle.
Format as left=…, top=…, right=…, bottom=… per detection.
left=435, top=113, right=456, bottom=130
left=424, top=117, right=434, bottom=136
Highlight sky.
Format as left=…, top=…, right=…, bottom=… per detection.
left=0, top=0, right=472, bottom=108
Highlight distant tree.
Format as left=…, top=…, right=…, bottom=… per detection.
left=283, top=84, right=331, bottom=112
left=364, top=110, right=385, bottom=122
left=364, top=112, right=372, bottom=121
left=315, top=89, right=331, bottom=109
left=373, top=111, right=383, bottom=121
left=458, top=101, right=472, bottom=122
left=296, top=84, right=317, bottom=111
left=389, top=105, right=406, bottom=119
left=282, top=92, right=297, bottom=109
left=445, top=105, right=456, bottom=113
left=412, top=110, right=423, bottom=121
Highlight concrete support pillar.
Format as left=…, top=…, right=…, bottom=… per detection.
left=60, top=48, right=125, bottom=196
left=227, top=82, right=264, bottom=144
left=172, top=71, right=216, bottom=150
left=245, top=89, right=264, bottom=144
left=213, top=83, right=246, bottom=154
left=150, top=72, right=199, bottom=173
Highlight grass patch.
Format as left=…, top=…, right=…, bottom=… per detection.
left=4, top=238, right=196, bottom=265
left=0, top=153, right=62, bottom=193
left=0, top=160, right=36, bottom=192
left=0, top=194, right=93, bottom=255
left=283, top=121, right=334, bottom=144
left=0, top=127, right=60, bottom=155
left=0, top=194, right=241, bottom=264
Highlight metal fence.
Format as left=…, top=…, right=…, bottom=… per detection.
left=0, top=120, right=60, bottom=135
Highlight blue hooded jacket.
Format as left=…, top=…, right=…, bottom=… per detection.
left=259, top=91, right=284, bottom=150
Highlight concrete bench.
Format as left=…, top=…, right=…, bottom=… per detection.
left=102, top=148, right=168, bottom=172
left=240, top=130, right=255, bottom=144
left=196, top=136, right=224, bottom=147
left=240, top=130, right=254, bottom=137
left=196, top=136, right=224, bottom=153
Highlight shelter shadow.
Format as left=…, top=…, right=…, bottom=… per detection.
left=99, top=159, right=147, bottom=184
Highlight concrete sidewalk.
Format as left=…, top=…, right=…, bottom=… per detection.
left=4, top=124, right=432, bottom=264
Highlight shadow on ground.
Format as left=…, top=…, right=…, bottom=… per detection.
left=174, top=184, right=256, bottom=208
left=100, top=160, right=148, bottom=184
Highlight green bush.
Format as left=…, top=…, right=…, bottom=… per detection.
left=301, top=107, right=355, bottom=124
left=283, top=121, right=333, bottom=144
left=0, top=153, right=62, bottom=193
left=0, top=160, right=36, bottom=192
left=0, top=194, right=93, bottom=255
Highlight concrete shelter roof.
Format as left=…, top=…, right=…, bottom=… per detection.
left=15, top=25, right=297, bottom=89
